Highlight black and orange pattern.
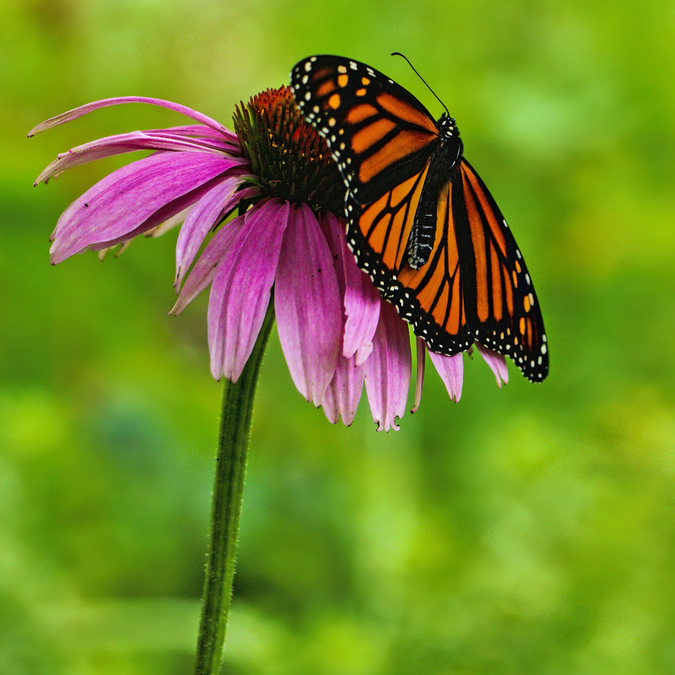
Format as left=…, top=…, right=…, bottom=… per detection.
left=291, top=55, right=548, bottom=382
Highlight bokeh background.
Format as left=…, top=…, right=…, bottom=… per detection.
left=3, top=0, right=675, bottom=673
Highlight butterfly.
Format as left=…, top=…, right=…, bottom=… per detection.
left=290, top=55, right=548, bottom=382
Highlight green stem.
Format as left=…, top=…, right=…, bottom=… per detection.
left=193, top=302, right=275, bottom=675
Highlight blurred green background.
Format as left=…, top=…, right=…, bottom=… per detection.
left=2, top=0, right=675, bottom=673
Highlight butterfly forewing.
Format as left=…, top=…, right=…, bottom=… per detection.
left=291, top=56, right=439, bottom=204
left=291, top=55, right=549, bottom=382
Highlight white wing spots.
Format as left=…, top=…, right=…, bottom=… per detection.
left=302, top=75, right=309, bottom=84
left=529, top=292, right=535, bottom=306
left=349, top=61, right=358, bottom=70
left=516, top=250, right=522, bottom=259
left=503, top=218, right=509, bottom=228
left=388, top=79, right=394, bottom=84
left=525, top=273, right=531, bottom=285
left=367, top=67, right=375, bottom=77
left=541, top=344, right=547, bottom=354
left=304, top=91, right=311, bottom=101
left=337, top=65, right=348, bottom=74
left=312, top=105, right=319, bottom=113
left=304, top=61, right=313, bottom=72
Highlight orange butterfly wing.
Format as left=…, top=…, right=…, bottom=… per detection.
left=291, top=55, right=548, bottom=382
left=291, top=56, right=438, bottom=204
left=455, top=160, right=548, bottom=379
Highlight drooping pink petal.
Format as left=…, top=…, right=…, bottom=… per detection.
left=146, top=205, right=193, bottom=239
left=321, top=355, right=366, bottom=426
left=144, top=126, right=240, bottom=151
left=87, top=176, right=234, bottom=253
left=275, top=204, right=342, bottom=406
left=364, top=300, right=411, bottom=431
left=428, top=349, right=464, bottom=402
left=316, top=211, right=346, bottom=297
left=476, top=343, right=509, bottom=387
left=175, top=177, right=244, bottom=285
left=50, top=152, right=241, bottom=263
left=412, top=337, right=426, bottom=413
left=316, top=212, right=380, bottom=365
left=34, top=130, right=244, bottom=185
left=158, top=124, right=237, bottom=143
left=172, top=213, right=247, bottom=314
left=342, top=266, right=380, bottom=366
left=208, top=199, right=290, bottom=381
left=28, top=96, right=231, bottom=137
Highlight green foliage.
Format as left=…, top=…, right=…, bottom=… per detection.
left=2, top=0, right=675, bottom=672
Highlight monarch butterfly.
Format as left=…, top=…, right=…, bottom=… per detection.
left=290, top=55, right=548, bottom=382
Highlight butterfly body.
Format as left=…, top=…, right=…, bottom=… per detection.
left=291, top=55, right=548, bottom=382
left=403, top=114, right=462, bottom=269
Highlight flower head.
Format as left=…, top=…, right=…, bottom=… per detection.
left=31, top=87, right=507, bottom=430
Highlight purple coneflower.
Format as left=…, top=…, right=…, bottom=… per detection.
left=30, top=87, right=507, bottom=431
left=31, top=82, right=513, bottom=675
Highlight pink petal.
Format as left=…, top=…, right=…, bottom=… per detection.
left=28, top=96, right=230, bottom=137
left=175, top=177, right=245, bottom=286
left=316, top=212, right=380, bottom=364
left=208, top=199, right=290, bottom=381
left=364, top=300, right=411, bottom=431
left=342, top=272, right=382, bottom=363
left=275, top=204, right=343, bottom=405
left=428, top=349, right=464, bottom=402
left=146, top=205, right=193, bottom=239
left=172, top=213, right=247, bottom=314
left=145, top=126, right=239, bottom=150
left=321, top=355, right=366, bottom=426
left=316, top=212, right=347, bottom=296
left=476, top=343, right=509, bottom=387
left=86, top=175, right=227, bottom=253
left=50, top=152, right=239, bottom=263
left=412, top=337, right=426, bottom=413
left=158, top=124, right=238, bottom=144
left=342, top=264, right=380, bottom=366
left=34, top=130, right=243, bottom=185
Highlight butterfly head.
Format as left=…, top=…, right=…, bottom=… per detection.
left=437, top=113, right=463, bottom=167
left=438, top=113, right=459, bottom=139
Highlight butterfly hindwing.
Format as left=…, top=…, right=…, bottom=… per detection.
left=291, top=55, right=549, bottom=382
left=346, top=171, right=474, bottom=355
left=456, top=160, right=548, bottom=380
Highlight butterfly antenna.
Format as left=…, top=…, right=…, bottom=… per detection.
left=391, top=52, right=450, bottom=116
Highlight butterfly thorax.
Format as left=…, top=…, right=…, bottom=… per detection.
left=437, top=113, right=463, bottom=169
